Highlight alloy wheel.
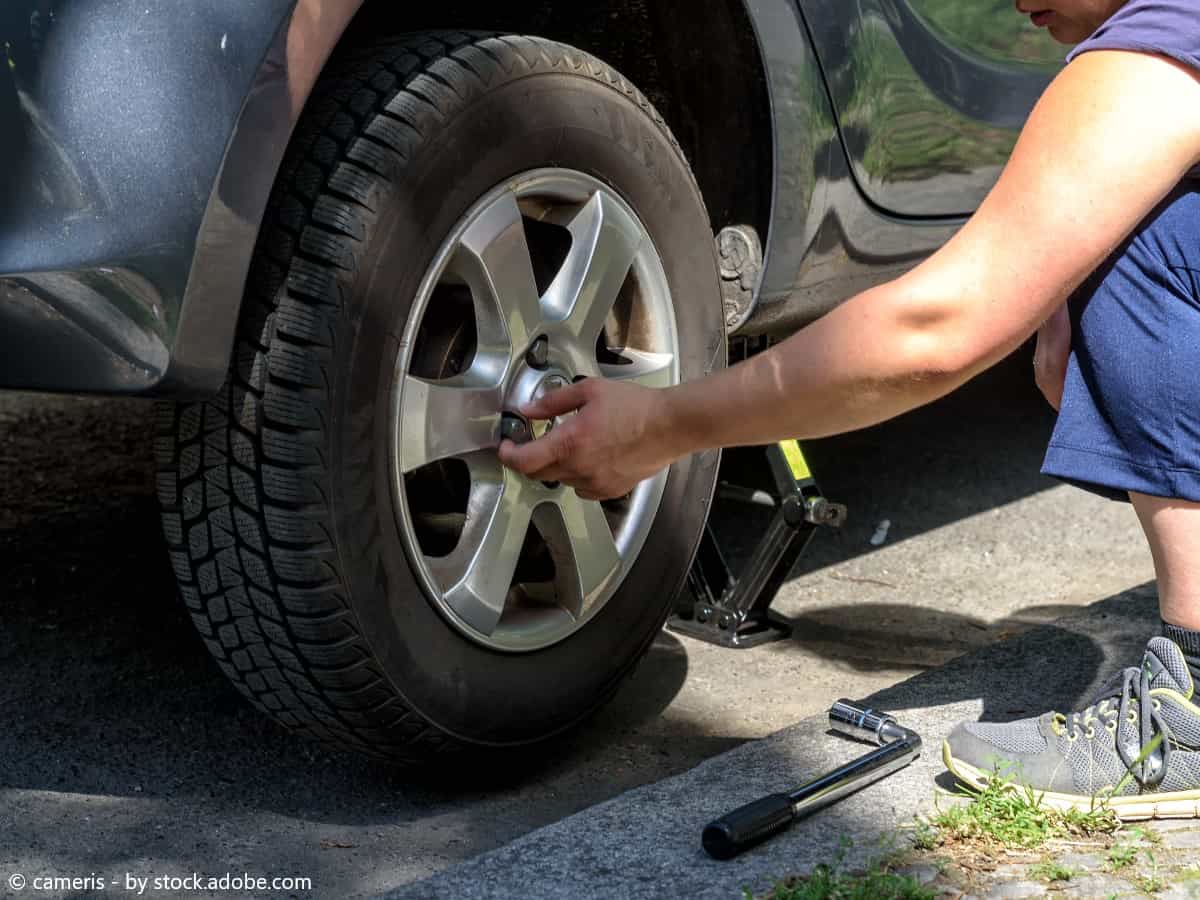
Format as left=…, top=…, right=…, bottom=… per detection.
left=391, top=170, right=680, bottom=652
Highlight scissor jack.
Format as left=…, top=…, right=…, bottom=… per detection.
left=668, top=440, right=846, bottom=648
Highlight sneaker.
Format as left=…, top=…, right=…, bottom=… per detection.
left=943, top=637, right=1200, bottom=818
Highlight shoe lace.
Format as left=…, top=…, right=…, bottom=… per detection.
left=1050, top=664, right=1171, bottom=788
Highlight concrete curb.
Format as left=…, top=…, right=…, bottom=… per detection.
left=381, top=586, right=1157, bottom=899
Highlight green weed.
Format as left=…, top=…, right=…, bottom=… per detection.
left=1105, top=841, right=1139, bottom=871
left=931, top=771, right=1119, bottom=849
left=908, top=822, right=939, bottom=851
left=1136, top=850, right=1164, bottom=894
left=761, top=865, right=934, bottom=900
left=1028, top=860, right=1075, bottom=883
left=754, top=838, right=935, bottom=900
left=1125, top=825, right=1163, bottom=847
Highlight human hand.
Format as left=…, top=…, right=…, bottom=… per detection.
left=1033, top=304, right=1071, bottom=411
left=497, top=378, right=680, bottom=500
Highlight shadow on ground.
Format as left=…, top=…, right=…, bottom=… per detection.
left=858, top=583, right=1160, bottom=725
left=783, top=601, right=1086, bottom=673
left=0, top=495, right=699, bottom=816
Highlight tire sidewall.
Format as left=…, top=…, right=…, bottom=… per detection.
left=330, top=68, right=724, bottom=745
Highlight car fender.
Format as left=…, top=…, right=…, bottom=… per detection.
left=163, top=0, right=364, bottom=395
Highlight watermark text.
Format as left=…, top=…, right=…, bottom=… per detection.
left=7, top=871, right=313, bottom=894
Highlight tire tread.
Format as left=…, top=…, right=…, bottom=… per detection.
left=156, top=31, right=694, bottom=762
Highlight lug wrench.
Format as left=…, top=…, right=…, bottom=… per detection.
left=702, top=700, right=922, bottom=860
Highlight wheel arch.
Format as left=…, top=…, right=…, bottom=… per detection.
left=168, top=0, right=776, bottom=395
left=162, top=0, right=365, bottom=395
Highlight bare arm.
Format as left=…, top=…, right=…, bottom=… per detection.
left=502, top=51, right=1200, bottom=498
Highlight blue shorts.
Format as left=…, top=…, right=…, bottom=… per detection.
left=1043, top=183, right=1200, bottom=503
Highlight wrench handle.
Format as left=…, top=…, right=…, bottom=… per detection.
left=702, top=793, right=795, bottom=860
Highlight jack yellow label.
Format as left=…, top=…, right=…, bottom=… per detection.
left=779, top=439, right=813, bottom=482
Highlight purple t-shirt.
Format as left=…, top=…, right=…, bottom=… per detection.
left=1067, top=0, right=1200, bottom=72
left=1068, top=0, right=1200, bottom=178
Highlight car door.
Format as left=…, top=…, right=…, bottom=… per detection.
left=797, top=0, right=1063, bottom=217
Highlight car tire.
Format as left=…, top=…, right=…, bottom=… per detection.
left=155, top=31, right=724, bottom=762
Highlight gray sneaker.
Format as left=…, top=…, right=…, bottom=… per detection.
left=944, top=637, right=1200, bottom=818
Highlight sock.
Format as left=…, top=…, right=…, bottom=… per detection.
left=1161, top=620, right=1200, bottom=684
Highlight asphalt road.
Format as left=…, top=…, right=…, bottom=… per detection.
left=0, top=350, right=1154, bottom=898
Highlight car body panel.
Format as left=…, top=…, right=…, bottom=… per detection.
left=795, top=0, right=1059, bottom=218
left=0, top=0, right=361, bottom=396
left=736, top=0, right=1062, bottom=336
left=737, top=0, right=958, bottom=336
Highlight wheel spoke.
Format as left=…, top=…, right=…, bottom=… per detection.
left=539, top=492, right=621, bottom=621
left=427, top=462, right=533, bottom=636
left=452, top=192, right=544, bottom=356
left=399, top=374, right=502, bottom=473
left=599, top=348, right=675, bottom=390
left=544, top=192, right=643, bottom=347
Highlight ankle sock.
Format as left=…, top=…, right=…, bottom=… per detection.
left=1161, top=620, right=1200, bottom=684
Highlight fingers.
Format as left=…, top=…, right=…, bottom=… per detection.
left=499, top=439, right=633, bottom=499
left=498, top=427, right=571, bottom=479
left=497, top=379, right=632, bottom=495
left=519, top=380, right=588, bottom=419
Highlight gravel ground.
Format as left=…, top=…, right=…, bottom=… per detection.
left=0, top=351, right=1163, bottom=898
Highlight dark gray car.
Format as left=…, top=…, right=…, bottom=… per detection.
left=0, top=1, right=1061, bottom=761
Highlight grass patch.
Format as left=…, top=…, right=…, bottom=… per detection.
left=1028, top=861, right=1075, bottom=883
left=909, top=822, right=939, bottom=851
left=754, top=839, right=936, bottom=900
left=1105, top=841, right=1139, bottom=871
left=758, top=864, right=934, bottom=900
left=1135, top=850, right=1165, bottom=894
left=929, top=771, right=1119, bottom=850
left=1126, top=825, right=1163, bottom=847
left=759, top=772, right=1180, bottom=899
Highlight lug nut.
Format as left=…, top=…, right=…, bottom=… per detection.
left=526, top=336, right=550, bottom=369
left=500, top=415, right=531, bottom=445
